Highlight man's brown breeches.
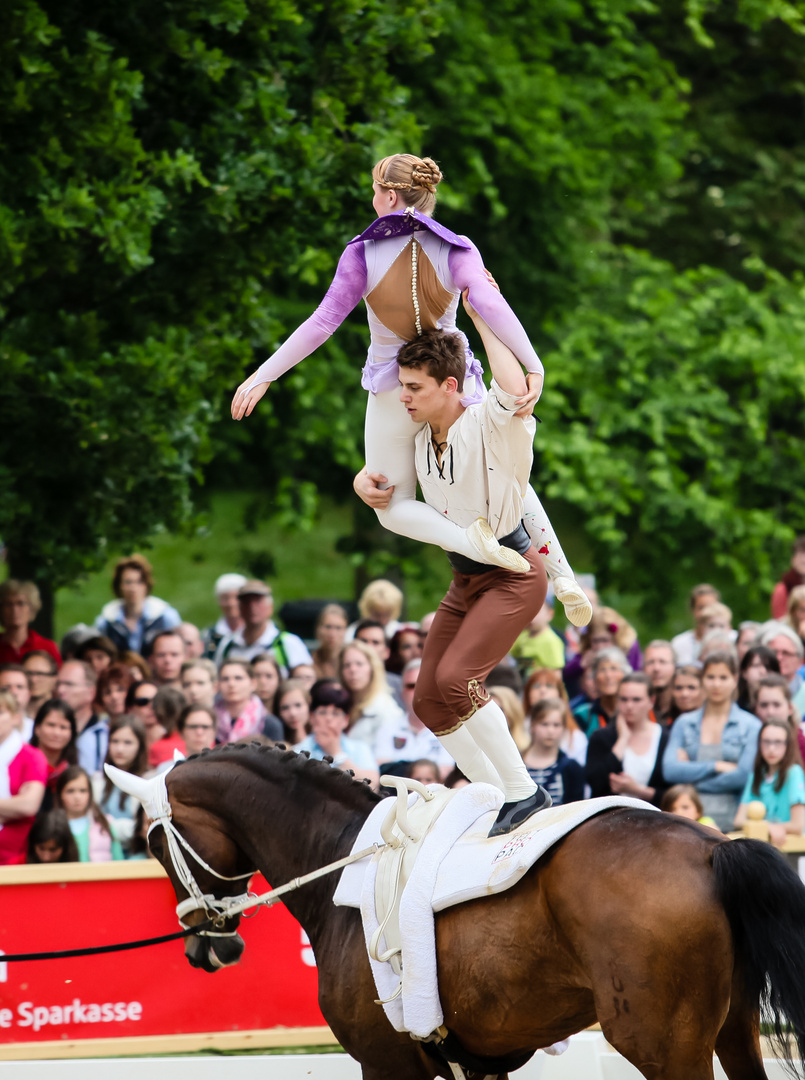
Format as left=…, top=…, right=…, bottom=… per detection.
left=414, top=547, right=547, bottom=734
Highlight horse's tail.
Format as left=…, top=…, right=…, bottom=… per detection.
left=712, top=838, right=805, bottom=1069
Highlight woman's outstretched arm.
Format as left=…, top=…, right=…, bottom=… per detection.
left=232, top=243, right=367, bottom=419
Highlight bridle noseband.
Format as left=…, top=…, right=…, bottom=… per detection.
left=145, top=772, right=254, bottom=937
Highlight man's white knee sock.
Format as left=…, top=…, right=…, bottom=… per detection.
left=463, top=701, right=537, bottom=802
left=438, top=726, right=504, bottom=792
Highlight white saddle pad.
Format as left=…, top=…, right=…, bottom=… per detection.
left=334, top=786, right=656, bottom=1038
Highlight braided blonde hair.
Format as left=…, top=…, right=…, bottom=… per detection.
left=372, top=154, right=443, bottom=215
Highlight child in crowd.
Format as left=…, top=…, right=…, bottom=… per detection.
left=26, top=808, right=79, bottom=863
left=276, top=679, right=312, bottom=745
left=522, top=699, right=584, bottom=807
left=753, top=675, right=804, bottom=761
left=660, top=784, right=718, bottom=829
left=733, top=721, right=805, bottom=846
left=522, top=669, right=587, bottom=765
left=55, top=765, right=123, bottom=862
left=94, top=715, right=149, bottom=852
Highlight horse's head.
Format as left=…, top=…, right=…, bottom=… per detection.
left=105, top=761, right=254, bottom=973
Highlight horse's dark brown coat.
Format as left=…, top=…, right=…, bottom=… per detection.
left=146, top=744, right=781, bottom=1080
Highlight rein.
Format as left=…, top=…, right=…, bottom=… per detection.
left=1, top=840, right=387, bottom=963
left=144, top=770, right=388, bottom=935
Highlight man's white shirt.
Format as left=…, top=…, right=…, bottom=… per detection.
left=414, top=380, right=535, bottom=537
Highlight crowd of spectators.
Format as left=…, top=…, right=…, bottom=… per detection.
left=2, top=536, right=805, bottom=866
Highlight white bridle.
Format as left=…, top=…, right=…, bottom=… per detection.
left=104, top=758, right=388, bottom=938
left=105, top=761, right=253, bottom=936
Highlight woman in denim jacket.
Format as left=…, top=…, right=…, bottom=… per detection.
left=663, top=650, right=760, bottom=831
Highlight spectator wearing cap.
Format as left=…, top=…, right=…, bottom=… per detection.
left=203, top=573, right=247, bottom=660
left=0, top=580, right=61, bottom=667
left=214, top=580, right=312, bottom=676
left=296, top=682, right=379, bottom=788
left=373, top=660, right=454, bottom=779
left=510, top=585, right=565, bottom=672
left=94, top=554, right=181, bottom=657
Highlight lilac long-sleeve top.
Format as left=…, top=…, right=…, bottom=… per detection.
left=245, top=209, right=543, bottom=407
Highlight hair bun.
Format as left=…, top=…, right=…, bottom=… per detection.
left=412, top=157, right=443, bottom=193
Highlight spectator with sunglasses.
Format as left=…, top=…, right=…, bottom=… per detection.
left=125, top=681, right=160, bottom=755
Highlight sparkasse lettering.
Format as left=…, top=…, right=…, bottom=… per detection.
left=16, top=999, right=142, bottom=1032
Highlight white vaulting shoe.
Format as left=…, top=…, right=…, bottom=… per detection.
left=552, top=574, right=593, bottom=627
left=467, top=518, right=529, bottom=574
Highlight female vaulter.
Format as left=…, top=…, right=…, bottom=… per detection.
left=231, top=154, right=591, bottom=627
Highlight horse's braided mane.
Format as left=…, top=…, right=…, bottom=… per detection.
left=174, top=741, right=383, bottom=808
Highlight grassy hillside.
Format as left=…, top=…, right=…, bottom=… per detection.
left=53, top=491, right=451, bottom=639
left=6, top=489, right=695, bottom=643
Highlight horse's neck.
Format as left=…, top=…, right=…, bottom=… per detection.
left=213, top=761, right=372, bottom=937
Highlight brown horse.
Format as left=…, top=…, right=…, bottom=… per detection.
left=113, top=743, right=805, bottom=1080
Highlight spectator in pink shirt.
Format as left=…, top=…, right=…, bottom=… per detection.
left=0, top=687, right=47, bottom=865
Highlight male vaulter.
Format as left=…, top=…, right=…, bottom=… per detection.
left=355, top=294, right=551, bottom=836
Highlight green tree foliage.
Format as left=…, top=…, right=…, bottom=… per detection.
left=0, top=0, right=440, bottom=595
left=538, top=248, right=805, bottom=618
left=636, top=0, right=805, bottom=279
left=401, top=0, right=690, bottom=321
left=3, top=0, right=805, bottom=627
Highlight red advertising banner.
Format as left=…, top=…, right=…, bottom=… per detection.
left=0, top=862, right=326, bottom=1047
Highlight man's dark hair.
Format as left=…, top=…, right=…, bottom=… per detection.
left=397, top=329, right=466, bottom=387
left=355, top=619, right=385, bottom=637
